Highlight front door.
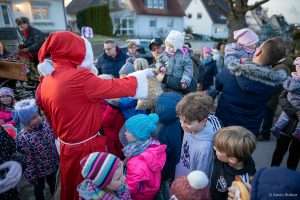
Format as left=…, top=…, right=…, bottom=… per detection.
left=0, top=3, right=12, bottom=27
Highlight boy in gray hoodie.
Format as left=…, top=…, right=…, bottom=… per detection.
left=175, top=92, right=221, bottom=181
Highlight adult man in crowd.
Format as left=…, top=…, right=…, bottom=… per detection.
left=95, top=39, right=128, bottom=77
left=15, top=16, right=44, bottom=65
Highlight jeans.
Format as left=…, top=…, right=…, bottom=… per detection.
left=33, top=170, right=57, bottom=200
left=274, top=111, right=300, bottom=133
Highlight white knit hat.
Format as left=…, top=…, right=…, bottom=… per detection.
left=165, top=30, right=185, bottom=51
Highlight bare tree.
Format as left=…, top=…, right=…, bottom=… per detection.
left=209, top=0, right=269, bottom=42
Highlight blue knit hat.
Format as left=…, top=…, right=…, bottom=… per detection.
left=125, top=113, right=159, bottom=141
left=13, top=99, right=38, bottom=126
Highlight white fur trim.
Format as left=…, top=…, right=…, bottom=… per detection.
left=79, top=37, right=94, bottom=69
left=187, top=171, right=209, bottom=189
left=89, top=65, right=98, bottom=75
left=128, top=68, right=154, bottom=99
left=38, top=59, right=54, bottom=76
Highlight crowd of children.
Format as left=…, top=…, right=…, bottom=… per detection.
left=1, top=27, right=300, bottom=200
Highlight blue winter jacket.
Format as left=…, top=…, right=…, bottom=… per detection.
left=96, top=48, right=128, bottom=78
left=198, top=56, right=218, bottom=90
left=155, top=92, right=182, bottom=181
left=215, top=61, right=287, bottom=135
left=118, top=97, right=146, bottom=120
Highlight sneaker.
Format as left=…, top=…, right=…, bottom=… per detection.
left=257, top=135, right=270, bottom=141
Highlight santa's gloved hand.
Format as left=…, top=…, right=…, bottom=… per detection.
left=128, top=68, right=154, bottom=99
left=0, top=161, right=22, bottom=194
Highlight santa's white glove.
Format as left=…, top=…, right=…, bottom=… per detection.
left=128, top=68, right=155, bottom=99
left=0, top=161, right=22, bottom=194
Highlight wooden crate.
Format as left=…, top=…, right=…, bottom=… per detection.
left=0, top=60, right=28, bottom=81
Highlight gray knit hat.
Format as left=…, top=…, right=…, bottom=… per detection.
left=119, top=62, right=135, bottom=75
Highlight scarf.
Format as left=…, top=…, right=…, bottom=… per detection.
left=78, top=180, right=131, bottom=200
left=202, top=56, right=213, bottom=66
left=122, top=138, right=160, bottom=159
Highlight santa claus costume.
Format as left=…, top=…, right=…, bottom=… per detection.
left=37, top=31, right=152, bottom=200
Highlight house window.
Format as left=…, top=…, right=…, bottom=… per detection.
left=167, top=19, right=173, bottom=27
left=145, top=0, right=165, bottom=9
left=197, top=13, right=202, bottom=19
left=220, top=15, right=226, bottom=20
left=187, top=13, right=192, bottom=18
left=215, top=27, right=222, bottom=33
left=32, top=4, right=49, bottom=21
left=1, top=5, right=10, bottom=25
left=149, top=19, right=157, bottom=28
left=114, top=16, right=134, bottom=36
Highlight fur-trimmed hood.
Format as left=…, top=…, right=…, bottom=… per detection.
left=228, top=62, right=287, bottom=86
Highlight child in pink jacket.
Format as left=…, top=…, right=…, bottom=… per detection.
left=123, top=113, right=166, bottom=200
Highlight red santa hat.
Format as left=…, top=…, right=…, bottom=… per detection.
left=38, top=31, right=98, bottom=76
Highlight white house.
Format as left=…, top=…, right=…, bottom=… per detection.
left=183, top=0, right=228, bottom=39
left=66, top=0, right=185, bottom=38
left=110, top=0, right=185, bottom=38
left=0, top=0, right=67, bottom=32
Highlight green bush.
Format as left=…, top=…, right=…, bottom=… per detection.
left=76, top=4, right=113, bottom=36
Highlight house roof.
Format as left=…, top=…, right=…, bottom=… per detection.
left=128, top=0, right=185, bottom=17
left=178, top=0, right=192, bottom=9
left=201, top=0, right=228, bottom=24
left=66, top=0, right=105, bottom=15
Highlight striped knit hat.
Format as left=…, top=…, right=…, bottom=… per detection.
left=80, top=152, right=121, bottom=189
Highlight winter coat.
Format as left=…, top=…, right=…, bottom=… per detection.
left=118, top=97, right=146, bottom=120
left=102, top=104, right=125, bottom=158
left=279, top=90, right=299, bottom=134
left=0, top=126, right=23, bottom=200
left=284, top=76, right=300, bottom=109
left=251, top=167, right=300, bottom=200
left=198, top=56, right=218, bottom=90
left=96, top=48, right=128, bottom=78
left=162, top=74, right=197, bottom=94
left=224, top=43, right=255, bottom=67
left=0, top=110, right=15, bottom=126
left=15, top=121, right=59, bottom=184
left=155, top=92, right=182, bottom=181
left=126, top=144, right=166, bottom=200
left=22, top=26, right=44, bottom=52
left=175, top=115, right=221, bottom=180
left=215, top=61, right=287, bottom=135
left=210, top=157, right=256, bottom=200
left=266, top=57, right=292, bottom=111
left=213, top=49, right=224, bottom=73
left=163, top=50, right=194, bottom=86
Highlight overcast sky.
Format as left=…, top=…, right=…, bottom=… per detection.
left=249, top=0, right=300, bottom=24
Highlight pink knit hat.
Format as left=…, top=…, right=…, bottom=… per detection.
left=294, top=57, right=300, bottom=66
left=233, top=28, right=259, bottom=47
left=202, top=47, right=212, bottom=54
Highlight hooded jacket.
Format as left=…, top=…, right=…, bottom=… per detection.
left=215, top=61, right=287, bottom=135
left=175, top=115, right=221, bottom=180
left=126, top=144, right=166, bottom=200
left=155, top=92, right=182, bottom=181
